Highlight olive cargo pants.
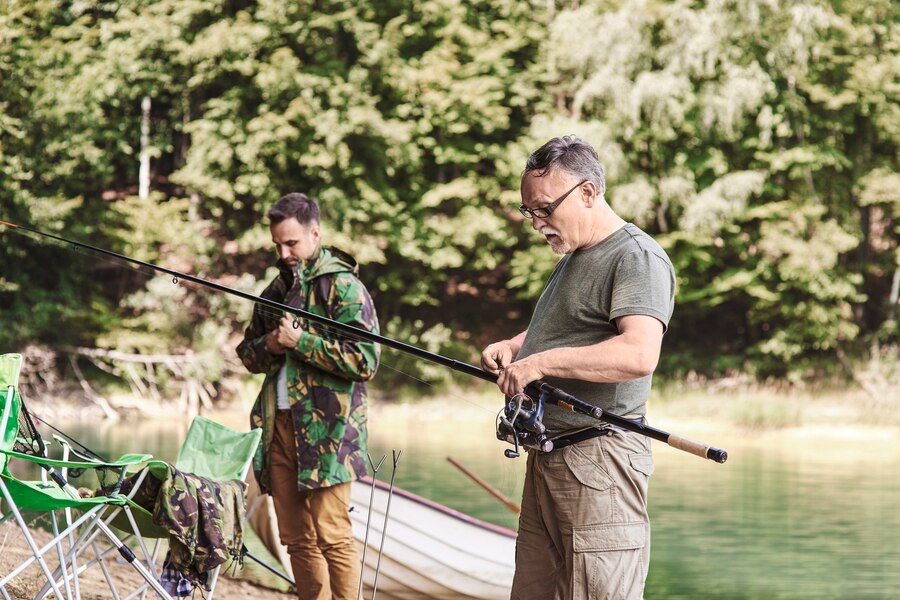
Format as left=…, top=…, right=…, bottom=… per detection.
left=511, top=429, right=654, bottom=600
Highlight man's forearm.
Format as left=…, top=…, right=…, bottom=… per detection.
left=530, top=338, right=656, bottom=383
left=529, top=316, right=663, bottom=383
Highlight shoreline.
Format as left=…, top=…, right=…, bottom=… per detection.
left=35, top=381, right=900, bottom=433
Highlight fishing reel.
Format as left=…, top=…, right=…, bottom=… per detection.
left=496, top=389, right=554, bottom=458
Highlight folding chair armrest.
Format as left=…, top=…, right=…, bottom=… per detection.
left=0, top=448, right=153, bottom=469
left=51, top=434, right=152, bottom=471
left=109, top=453, right=155, bottom=466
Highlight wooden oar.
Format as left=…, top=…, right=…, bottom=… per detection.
left=447, top=457, right=520, bottom=515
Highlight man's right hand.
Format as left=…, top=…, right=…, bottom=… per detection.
left=481, top=340, right=518, bottom=374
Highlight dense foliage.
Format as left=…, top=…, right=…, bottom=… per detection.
left=0, top=0, right=896, bottom=397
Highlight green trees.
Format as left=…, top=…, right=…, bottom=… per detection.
left=522, top=0, right=898, bottom=379
left=0, top=0, right=543, bottom=389
left=0, top=0, right=896, bottom=396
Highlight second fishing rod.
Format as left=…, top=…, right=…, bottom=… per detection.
left=1, top=220, right=728, bottom=463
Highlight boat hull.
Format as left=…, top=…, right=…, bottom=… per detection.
left=246, top=477, right=516, bottom=599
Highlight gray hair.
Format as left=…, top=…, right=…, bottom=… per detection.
left=523, top=135, right=606, bottom=197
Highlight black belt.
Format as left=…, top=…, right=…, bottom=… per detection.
left=551, top=428, right=612, bottom=450
left=552, top=417, right=645, bottom=451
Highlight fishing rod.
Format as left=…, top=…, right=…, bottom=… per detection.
left=1, top=220, right=728, bottom=463
left=33, top=413, right=108, bottom=463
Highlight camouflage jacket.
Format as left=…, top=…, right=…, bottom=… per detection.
left=100, top=462, right=246, bottom=590
left=237, top=246, right=380, bottom=493
left=151, top=464, right=246, bottom=583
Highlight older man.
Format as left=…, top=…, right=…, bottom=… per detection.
left=482, top=136, right=675, bottom=600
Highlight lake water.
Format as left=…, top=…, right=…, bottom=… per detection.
left=47, top=398, right=900, bottom=599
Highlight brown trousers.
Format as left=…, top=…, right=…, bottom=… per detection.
left=511, top=429, right=654, bottom=600
left=270, top=410, right=360, bottom=600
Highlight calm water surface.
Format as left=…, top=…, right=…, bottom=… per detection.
left=53, top=401, right=900, bottom=599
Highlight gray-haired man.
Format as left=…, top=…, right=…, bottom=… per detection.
left=482, top=136, right=676, bottom=599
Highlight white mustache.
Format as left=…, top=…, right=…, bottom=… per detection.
left=540, top=227, right=560, bottom=237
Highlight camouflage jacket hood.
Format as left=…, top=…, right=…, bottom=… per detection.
left=237, top=245, right=380, bottom=493
left=274, top=244, right=360, bottom=286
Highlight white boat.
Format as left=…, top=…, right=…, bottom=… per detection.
left=246, top=477, right=516, bottom=600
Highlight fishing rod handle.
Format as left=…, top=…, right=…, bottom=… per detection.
left=530, top=382, right=604, bottom=419
left=535, top=381, right=728, bottom=463
left=666, top=434, right=728, bottom=463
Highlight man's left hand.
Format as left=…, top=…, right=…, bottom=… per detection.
left=497, top=355, right=543, bottom=398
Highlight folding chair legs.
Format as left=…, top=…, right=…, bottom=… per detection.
left=92, top=519, right=172, bottom=599
left=33, top=512, right=174, bottom=600
left=89, top=538, right=123, bottom=600
left=1, top=487, right=172, bottom=600
left=36, top=533, right=124, bottom=600
left=0, top=480, right=69, bottom=600
left=50, top=509, right=76, bottom=600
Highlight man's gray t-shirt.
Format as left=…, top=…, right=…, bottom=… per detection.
left=517, top=223, right=676, bottom=435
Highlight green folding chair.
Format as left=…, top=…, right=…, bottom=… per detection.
left=136, top=416, right=261, bottom=598
left=49, top=416, right=262, bottom=599
left=0, top=352, right=169, bottom=600
left=176, top=416, right=261, bottom=596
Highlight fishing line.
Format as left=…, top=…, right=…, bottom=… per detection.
left=372, top=360, right=499, bottom=415
left=5, top=222, right=498, bottom=416
left=1, top=220, right=729, bottom=463
left=4, top=221, right=390, bottom=348
left=31, top=414, right=108, bottom=463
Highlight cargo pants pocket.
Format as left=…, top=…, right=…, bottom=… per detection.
left=572, top=521, right=648, bottom=600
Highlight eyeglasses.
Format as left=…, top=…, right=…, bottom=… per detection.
left=518, top=180, right=587, bottom=219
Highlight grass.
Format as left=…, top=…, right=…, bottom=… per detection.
left=362, top=376, right=900, bottom=434
left=652, top=378, right=900, bottom=430
left=47, top=367, right=900, bottom=435
left=725, top=397, right=805, bottom=430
